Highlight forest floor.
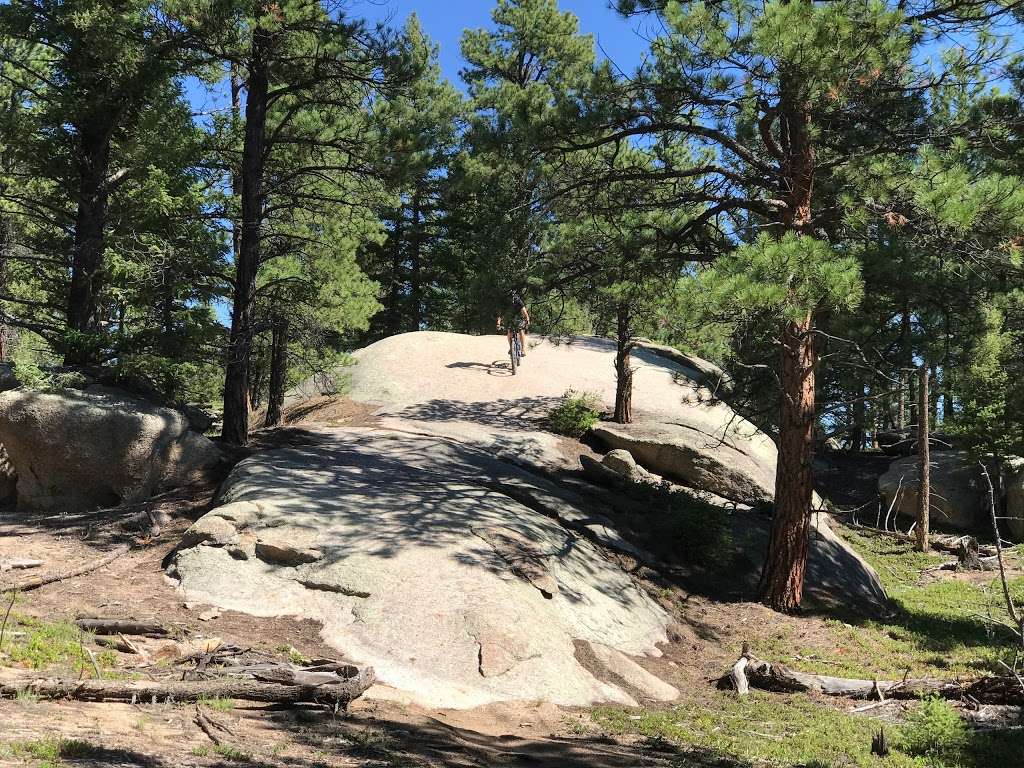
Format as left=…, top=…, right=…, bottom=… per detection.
left=2, top=424, right=1024, bottom=767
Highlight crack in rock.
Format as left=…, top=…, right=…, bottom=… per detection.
left=472, top=525, right=559, bottom=599
left=295, top=578, right=370, bottom=598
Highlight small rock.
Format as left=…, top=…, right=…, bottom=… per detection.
left=180, top=516, right=238, bottom=550
left=198, top=608, right=221, bottom=621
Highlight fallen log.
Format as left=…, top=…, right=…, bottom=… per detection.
left=75, top=618, right=168, bottom=637
left=6, top=546, right=129, bottom=592
left=723, top=653, right=1024, bottom=705
left=0, top=666, right=375, bottom=708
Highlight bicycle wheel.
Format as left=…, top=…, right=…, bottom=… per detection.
left=510, top=338, right=518, bottom=375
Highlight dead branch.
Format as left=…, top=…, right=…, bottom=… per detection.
left=724, top=652, right=1024, bottom=705
left=7, top=546, right=129, bottom=592
left=980, top=462, right=1024, bottom=646
left=0, top=665, right=375, bottom=708
left=75, top=618, right=168, bottom=637
left=0, top=559, right=44, bottom=572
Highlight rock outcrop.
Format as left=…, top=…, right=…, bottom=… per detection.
left=878, top=451, right=986, bottom=532
left=0, top=387, right=223, bottom=512
left=1003, top=459, right=1024, bottom=541
left=0, top=364, right=17, bottom=393
left=591, top=421, right=775, bottom=504
left=170, top=428, right=673, bottom=710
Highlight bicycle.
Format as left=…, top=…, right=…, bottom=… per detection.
left=499, top=321, right=525, bottom=375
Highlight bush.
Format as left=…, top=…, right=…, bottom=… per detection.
left=899, top=696, right=967, bottom=759
left=548, top=389, right=602, bottom=437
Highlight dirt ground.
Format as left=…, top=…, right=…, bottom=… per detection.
left=0, top=473, right=872, bottom=768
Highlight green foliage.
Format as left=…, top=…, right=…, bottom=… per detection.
left=548, top=389, right=601, bottom=437
left=698, top=233, right=864, bottom=324
left=199, top=697, right=236, bottom=713
left=900, top=696, right=968, bottom=760
left=10, top=344, right=47, bottom=390
left=1, top=613, right=112, bottom=675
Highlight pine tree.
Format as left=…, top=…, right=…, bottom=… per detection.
left=361, top=15, right=464, bottom=336
left=172, top=0, right=413, bottom=444
left=588, top=0, right=1021, bottom=611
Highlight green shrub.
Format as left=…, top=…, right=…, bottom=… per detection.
left=10, top=344, right=48, bottom=390
left=549, top=389, right=602, bottom=437
left=899, top=695, right=967, bottom=759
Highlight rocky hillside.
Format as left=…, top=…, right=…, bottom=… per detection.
left=169, top=332, right=886, bottom=710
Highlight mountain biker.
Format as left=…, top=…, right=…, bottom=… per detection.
left=496, top=290, right=530, bottom=361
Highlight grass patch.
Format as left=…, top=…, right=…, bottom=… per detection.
left=0, top=613, right=118, bottom=676
left=6, top=738, right=101, bottom=767
left=198, top=696, right=236, bottom=713
left=211, top=743, right=251, bottom=762
left=593, top=693, right=1024, bottom=768
left=792, top=527, right=1024, bottom=679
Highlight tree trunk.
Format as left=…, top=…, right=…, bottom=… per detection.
left=897, top=306, right=911, bottom=430
left=386, top=209, right=405, bottom=334
left=726, top=651, right=1024, bottom=705
left=613, top=303, right=633, bottom=424
left=760, top=314, right=817, bottom=612
left=916, top=364, right=930, bottom=552
left=759, top=73, right=817, bottom=613
left=409, top=187, right=423, bottom=331
left=222, top=32, right=271, bottom=446
left=851, top=381, right=866, bottom=452
left=264, top=314, right=289, bottom=428
left=65, top=128, right=112, bottom=366
left=0, top=216, right=11, bottom=362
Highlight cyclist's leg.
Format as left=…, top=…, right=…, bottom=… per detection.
left=518, top=328, right=526, bottom=357
left=507, top=328, right=514, bottom=354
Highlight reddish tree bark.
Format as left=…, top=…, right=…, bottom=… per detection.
left=759, top=71, right=819, bottom=613
left=760, top=313, right=817, bottom=612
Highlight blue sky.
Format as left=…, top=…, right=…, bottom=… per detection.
left=187, top=2, right=656, bottom=132
left=358, top=0, right=655, bottom=87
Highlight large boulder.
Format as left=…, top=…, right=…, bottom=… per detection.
left=591, top=420, right=776, bottom=504
left=0, top=387, right=223, bottom=512
left=170, top=427, right=674, bottom=710
left=878, top=451, right=986, bottom=532
left=1003, top=458, right=1024, bottom=541
left=0, top=363, right=17, bottom=393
